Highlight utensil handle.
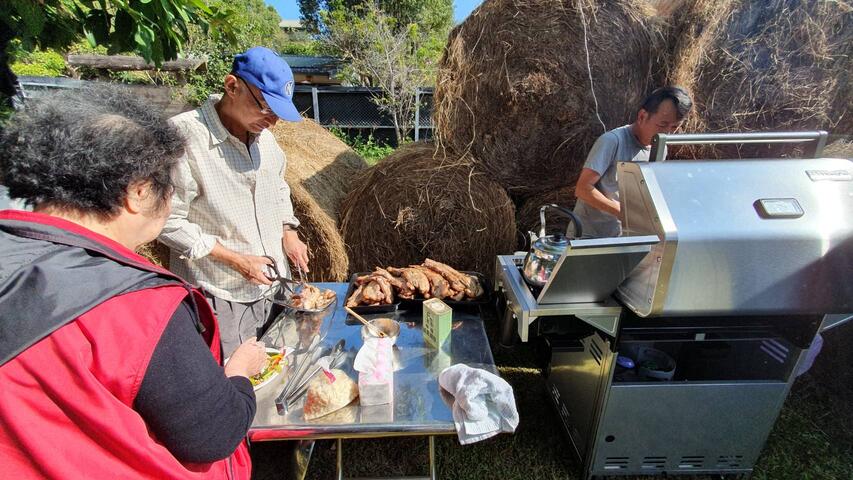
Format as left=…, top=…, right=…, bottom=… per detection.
left=539, top=203, right=583, bottom=239
left=344, top=306, right=386, bottom=337
left=649, top=131, right=828, bottom=162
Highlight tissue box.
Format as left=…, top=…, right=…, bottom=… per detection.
left=359, top=373, right=393, bottom=406
left=423, top=298, right=452, bottom=348
left=361, top=403, right=394, bottom=423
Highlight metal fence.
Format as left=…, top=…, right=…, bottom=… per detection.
left=294, top=85, right=433, bottom=143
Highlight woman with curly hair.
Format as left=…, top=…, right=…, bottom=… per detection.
left=0, top=85, right=266, bottom=479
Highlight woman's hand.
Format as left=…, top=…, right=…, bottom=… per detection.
left=224, top=337, right=267, bottom=378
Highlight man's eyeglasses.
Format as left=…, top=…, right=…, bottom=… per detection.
left=238, top=77, right=274, bottom=116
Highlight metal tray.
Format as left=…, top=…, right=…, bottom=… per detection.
left=398, top=271, right=492, bottom=311
left=343, top=272, right=401, bottom=314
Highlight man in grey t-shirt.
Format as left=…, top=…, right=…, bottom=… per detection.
left=573, top=87, right=693, bottom=237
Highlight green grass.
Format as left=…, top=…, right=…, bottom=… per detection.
left=250, top=312, right=853, bottom=479
left=328, top=126, right=396, bottom=166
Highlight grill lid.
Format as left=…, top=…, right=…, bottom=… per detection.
left=615, top=133, right=852, bottom=317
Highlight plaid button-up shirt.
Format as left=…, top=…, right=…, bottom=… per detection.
left=159, top=96, right=299, bottom=302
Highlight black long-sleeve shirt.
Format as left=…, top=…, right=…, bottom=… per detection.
left=134, top=300, right=256, bottom=463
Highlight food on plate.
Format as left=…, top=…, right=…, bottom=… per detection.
left=250, top=350, right=285, bottom=387
left=290, top=284, right=336, bottom=310
left=346, top=258, right=484, bottom=307
left=303, top=368, right=359, bottom=420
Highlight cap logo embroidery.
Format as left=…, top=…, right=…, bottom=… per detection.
left=284, top=81, right=294, bottom=97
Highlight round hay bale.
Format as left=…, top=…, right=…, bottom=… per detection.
left=136, top=240, right=171, bottom=269
left=289, top=181, right=350, bottom=282
left=666, top=0, right=853, bottom=159
left=433, top=0, right=665, bottom=196
left=823, top=139, right=853, bottom=159
left=515, top=186, right=577, bottom=251
left=339, top=142, right=517, bottom=278
left=271, top=118, right=368, bottom=221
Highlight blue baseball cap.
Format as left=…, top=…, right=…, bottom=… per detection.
left=232, top=47, right=302, bottom=122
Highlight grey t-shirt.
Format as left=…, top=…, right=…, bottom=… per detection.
left=573, top=125, right=650, bottom=237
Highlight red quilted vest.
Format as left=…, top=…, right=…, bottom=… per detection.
left=0, top=211, right=252, bottom=479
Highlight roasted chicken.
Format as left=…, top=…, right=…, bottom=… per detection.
left=290, top=284, right=336, bottom=310
left=345, top=259, right=484, bottom=307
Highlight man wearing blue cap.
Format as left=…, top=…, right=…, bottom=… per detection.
left=159, top=47, right=310, bottom=356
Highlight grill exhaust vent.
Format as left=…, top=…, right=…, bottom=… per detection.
left=604, top=457, right=629, bottom=470
left=589, top=339, right=603, bottom=365
left=641, top=456, right=666, bottom=470
left=716, top=455, right=743, bottom=468
left=760, top=339, right=790, bottom=363
left=549, top=383, right=561, bottom=402
left=678, top=456, right=704, bottom=469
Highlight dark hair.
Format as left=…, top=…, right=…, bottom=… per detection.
left=0, top=84, right=185, bottom=217
left=640, top=86, right=693, bottom=119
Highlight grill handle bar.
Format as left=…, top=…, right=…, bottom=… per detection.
left=649, top=131, right=828, bottom=162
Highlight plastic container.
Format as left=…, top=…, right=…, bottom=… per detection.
left=636, top=347, right=676, bottom=381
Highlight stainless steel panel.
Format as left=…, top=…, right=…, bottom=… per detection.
left=649, top=131, right=828, bottom=163
left=617, top=158, right=853, bottom=317
left=495, top=256, right=623, bottom=340
left=820, top=313, right=853, bottom=333
left=589, top=382, right=788, bottom=477
left=539, top=236, right=658, bottom=304
left=545, top=333, right=614, bottom=461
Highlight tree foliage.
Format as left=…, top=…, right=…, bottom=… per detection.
left=322, top=2, right=451, bottom=143
left=299, top=0, right=452, bottom=37
left=0, top=0, right=236, bottom=103
left=182, top=0, right=292, bottom=105
left=10, top=48, right=66, bottom=77
left=1, top=0, right=234, bottom=66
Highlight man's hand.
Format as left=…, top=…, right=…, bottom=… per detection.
left=224, top=337, right=267, bottom=378
left=283, top=229, right=309, bottom=273
left=209, top=243, right=274, bottom=285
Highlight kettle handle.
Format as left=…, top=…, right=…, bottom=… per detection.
left=538, top=204, right=584, bottom=239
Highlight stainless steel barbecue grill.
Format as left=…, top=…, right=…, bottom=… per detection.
left=494, top=131, right=852, bottom=479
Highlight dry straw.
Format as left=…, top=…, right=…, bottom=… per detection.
left=288, top=181, right=351, bottom=282
left=823, top=140, right=853, bottom=159
left=136, top=240, right=171, bottom=269
left=272, top=118, right=368, bottom=281
left=339, top=142, right=517, bottom=278
left=433, top=0, right=665, bottom=197
left=665, top=0, right=853, bottom=159
left=515, top=186, right=578, bottom=250
left=271, top=118, right=368, bottom=221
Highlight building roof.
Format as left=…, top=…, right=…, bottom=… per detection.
left=280, top=55, right=343, bottom=76
left=279, top=19, right=303, bottom=29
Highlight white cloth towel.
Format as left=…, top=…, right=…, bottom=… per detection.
left=438, top=364, right=519, bottom=445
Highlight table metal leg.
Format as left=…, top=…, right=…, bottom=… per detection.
left=336, top=438, right=344, bottom=480
left=292, top=440, right=315, bottom=480
left=335, top=436, right=437, bottom=480
left=428, top=436, right=436, bottom=480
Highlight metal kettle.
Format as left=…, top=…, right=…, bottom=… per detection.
left=522, top=204, right=583, bottom=288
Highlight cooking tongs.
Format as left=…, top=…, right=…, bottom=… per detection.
left=274, top=339, right=346, bottom=414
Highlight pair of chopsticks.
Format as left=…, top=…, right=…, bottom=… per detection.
left=344, top=307, right=386, bottom=338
